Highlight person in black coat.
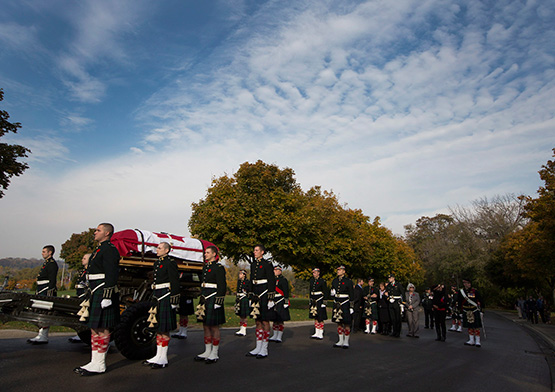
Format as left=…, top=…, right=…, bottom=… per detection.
left=331, top=265, right=354, bottom=348
left=309, top=267, right=328, bottom=339
left=27, top=245, right=59, bottom=345
left=234, top=269, right=251, bottom=336
left=422, top=288, right=434, bottom=329
left=432, top=283, right=448, bottom=342
left=268, top=266, right=290, bottom=342
left=194, top=246, right=226, bottom=364
left=385, top=273, right=404, bottom=338
left=352, top=278, right=365, bottom=333
left=378, top=282, right=391, bottom=335
left=68, top=253, right=91, bottom=344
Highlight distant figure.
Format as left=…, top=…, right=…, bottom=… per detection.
left=537, top=296, right=546, bottom=323
left=405, top=283, right=421, bottom=338
left=378, top=282, right=391, bottom=335
left=331, top=265, right=354, bottom=349
left=422, top=288, right=434, bottom=329
left=516, top=297, right=526, bottom=319
left=68, top=253, right=91, bottom=344
left=459, top=278, right=484, bottom=348
left=234, top=269, right=251, bottom=336
left=363, top=277, right=379, bottom=334
left=309, top=267, right=328, bottom=340
left=525, top=296, right=537, bottom=324
left=432, top=283, right=447, bottom=342
left=352, top=278, right=365, bottom=333
left=449, top=285, right=462, bottom=332
left=27, top=245, right=58, bottom=345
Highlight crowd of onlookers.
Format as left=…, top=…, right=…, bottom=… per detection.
left=515, top=296, right=551, bottom=324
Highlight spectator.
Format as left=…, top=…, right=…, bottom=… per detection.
left=525, top=296, right=538, bottom=324
left=422, top=288, right=434, bottom=329
left=378, top=282, right=390, bottom=335
left=432, top=283, right=447, bottom=342
left=405, top=283, right=421, bottom=338
left=537, top=296, right=546, bottom=323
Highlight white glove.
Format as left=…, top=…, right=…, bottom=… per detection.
left=171, top=305, right=178, bottom=309
left=349, top=308, right=354, bottom=314
left=284, top=303, right=289, bottom=309
left=321, top=304, right=326, bottom=308
left=101, top=299, right=112, bottom=309
left=330, top=289, right=336, bottom=297
left=267, top=301, right=275, bottom=309
left=214, top=304, right=221, bottom=309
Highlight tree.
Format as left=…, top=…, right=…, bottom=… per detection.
left=60, top=228, right=97, bottom=270
left=0, top=89, right=31, bottom=198
left=190, top=160, right=423, bottom=286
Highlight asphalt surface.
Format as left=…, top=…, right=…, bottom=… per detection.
left=0, top=311, right=551, bottom=392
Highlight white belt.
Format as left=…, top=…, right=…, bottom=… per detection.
left=335, top=294, right=349, bottom=299
left=202, top=283, right=217, bottom=288
left=253, top=279, right=268, bottom=285
left=154, top=283, right=171, bottom=289
left=311, top=291, right=323, bottom=295
left=88, top=274, right=105, bottom=280
left=391, top=296, right=402, bottom=299
left=36, top=280, right=49, bottom=285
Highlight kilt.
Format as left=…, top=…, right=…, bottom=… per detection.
left=364, top=301, right=379, bottom=321
left=269, top=296, right=290, bottom=322
left=462, top=309, right=482, bottom=328
left=154, top=288, right=177, bottom=333
left=250, top=283, right=275, bottom=321
left=178, top=295, right=195, bottom=316
left=235, top=294, right=249, bottom=318
left=197, top=290, right=225, bottom=326
left=308, top=297, right=328, bottom=321
left=332, top=299, right=352, bottom=324
left=87, top=285, right=120, bottom=330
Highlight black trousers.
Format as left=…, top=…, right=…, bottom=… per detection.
left=434, top=309, right=446, bottom=339
left=388, top=302, right=402, bottom=336
left=352, top=311, right=363, bottom=332
left=424, top=308, right=434, bottom=328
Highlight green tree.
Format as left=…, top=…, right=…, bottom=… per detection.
left=190, top=160, right=423, bottom=286
left=0, top=89, right=31, bottom=198
left=60, top=228, right=96, bottom=270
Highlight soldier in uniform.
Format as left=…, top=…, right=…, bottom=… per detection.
left=432, top=283, right=447, bottom=342
left=171, top=289, right=194, bottom=339
left=234, top=269, right=251, bottom=336
left=27, top=245, right=59, bottom=345
left=363, top=277, right=379, bottom=334
left=459, top=278, right=484, bottom=347
left=422, top=287, right=434, bottom=329
left=143, top=242, right=180, bottom=368
left=269, top=265, right=290, bottom=343
left=194, top=246, right=226, bottom=363
left=74, top=223, right=120, bottom=376
left=352, top=278, right=365, bottom=333
left=385, top=273, right=404, bottom=338
left=246, top=245, right=276, bottom=359
left=309, top=268, right=328, bottom=340
left=331, top=265, right=354, bottom=349
left=378, top=282, right=390, bottom=335
left=68, top=253, right=91, bottom=343
left=449, top=285, right=463, bottom=333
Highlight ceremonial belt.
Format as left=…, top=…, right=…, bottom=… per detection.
left=36, top=287, right=49, bottom=294
left=335, top=294, right=349, bottom=299
left=253, top=279, right=268, bottom=285
left=460, top=289, right=480, bottom=310
left=311, top=291, right=323, bottom=295
left=203, top=292, right=217, bottom=300
left=237, top=293, right=246, bottom=298
left=88, top=274, right=105, bottom=280
left=391, top=296, right=402, bottom=300
left=368, top=300, right=377, bottom=304
left=202, top=283, right=217, bottom=288
left=156, top=292, right=171, bottom=301
left=36, top=280, right=49, bottom=285
left=154, top=283, right=171, bottom=289
left=91, top=282, right=105, bottom=294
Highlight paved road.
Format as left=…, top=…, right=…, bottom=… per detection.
left=0, top=311, right=551, bottom=392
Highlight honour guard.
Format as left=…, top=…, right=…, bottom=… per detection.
left=269, top=265, right=290, bottom=343
left=309, top=268, right=328, bottom=339
left=385, top=273, right=403, bottom=337
left=68, top=253, right=91, bottom=343
left=331, top=265, right=354, bottom=349
left=363, top=277, right=379, bottom=334
left=27, top=245, right=59, bottom=345
left=74, top=223, right=120, bottom=376
left=449, top=285, right=463, bottom=332
left=143, top=242, right=180, bottom=368
left=194, top=246, right=226, bottom=363
left=459, top=278, right=484, bottom=347
left=235, top=269, right=251, bottom=336
left=246, top=245, right=276, bottom=359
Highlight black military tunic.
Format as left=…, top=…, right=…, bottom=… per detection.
left=363, top=286, right=379, bottom=321
left=249, top=258, right=276, bottom=321
left=36, top=257, right=58, bottom=297
left=386, top=280, right=403, bottom=336
left=331, top=276, right=354, bottom=324
left=86, top=240, right=120, bottom=329
left=235, top=278, right=251, bottom=318
left=460, top=287, right=483, bottom=328
left=270, top=275, right=290, bottom=322
left=309, top=277, right=328, bottom=321
left=196, top=261, right=226, bottom=326
left=152, top=255, right=180, bottom=332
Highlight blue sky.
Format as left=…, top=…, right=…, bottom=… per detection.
left=1, top=0, right=554, bottom=258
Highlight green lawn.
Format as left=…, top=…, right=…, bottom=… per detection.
left=0, top=294, right=315, bottom=332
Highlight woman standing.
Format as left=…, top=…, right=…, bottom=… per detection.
left=405, top=283, right=421, bottom=338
